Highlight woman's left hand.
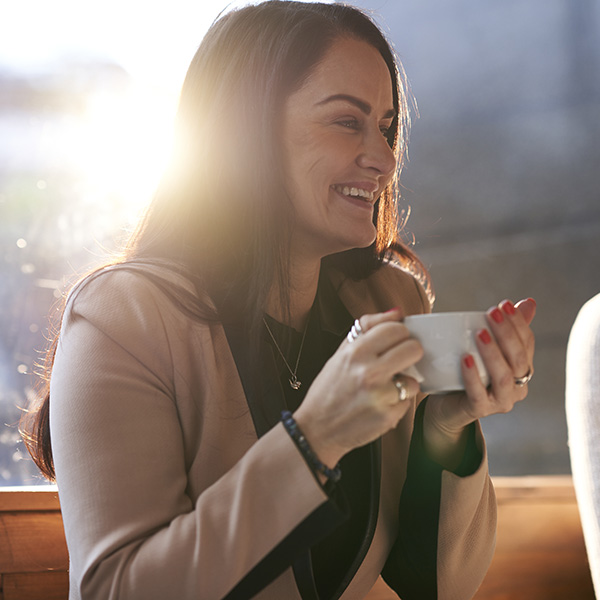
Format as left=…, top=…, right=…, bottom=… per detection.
left=423, top=298, right=536, bottom=469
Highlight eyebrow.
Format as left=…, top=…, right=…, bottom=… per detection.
left=315, top=94, right=396, bottom=119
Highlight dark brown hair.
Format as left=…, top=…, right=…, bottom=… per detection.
left=21, top=0, right=430, bottom=481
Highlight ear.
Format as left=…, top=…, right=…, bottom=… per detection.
left=515, top=298, right=536, bottom=325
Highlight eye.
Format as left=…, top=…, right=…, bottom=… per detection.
left=335, top=117, right=361, bottom=131
left=380, top=122, right=394, bottom=137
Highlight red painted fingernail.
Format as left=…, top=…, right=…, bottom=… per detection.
left=490, top=308, right=504, bottom=323
left=478, top=329, right=492, bottom=345
left=527, top=297, right=537, bottom=308
left=463, top=354, right=475, bottom=369
left=501, top=300, right=516, bottom=316
left=385, top=307, right=401, bottom=313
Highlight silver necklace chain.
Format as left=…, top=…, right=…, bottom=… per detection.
left=263, top=315, right=310, bottom=390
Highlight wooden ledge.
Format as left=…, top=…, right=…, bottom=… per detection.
left=0, top=485, right=68, bottom=578
left=0, top=486, right=60, bottom=511
left=0, top=476, right=593, bottom=600
left=0, top=476, right=578, bottom=509
left=491, top=475, right=577, bottom=502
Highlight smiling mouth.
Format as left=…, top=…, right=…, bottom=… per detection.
left=332, top=185, right=375, bottom=202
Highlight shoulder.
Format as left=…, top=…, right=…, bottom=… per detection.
left=70, top=258, right=208, bottom=308
left=68, top=260, right=174, bottom=312
left=63, top=260, right=213, bottom=346
left=328, top=261, right=432, bottom=318
left=568, top=293, right=600, bottom=360
left=572, top=293, right=600, bottom=334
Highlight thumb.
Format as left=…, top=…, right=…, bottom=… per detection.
left=515, top=297, right=536, bottom=325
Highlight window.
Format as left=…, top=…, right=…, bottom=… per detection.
left=0, top=1, right=221, bottom=485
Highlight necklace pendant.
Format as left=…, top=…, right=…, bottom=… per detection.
left=289, top=376, right=302, bottom=390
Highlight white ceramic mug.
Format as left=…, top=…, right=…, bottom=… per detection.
left=402, top=312, right=491, bottom=393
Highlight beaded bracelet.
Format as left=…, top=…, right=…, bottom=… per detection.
left=281, top=410, right=342, bottom=483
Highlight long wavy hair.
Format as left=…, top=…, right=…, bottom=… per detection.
left=21, top=0, right=430, bottom=481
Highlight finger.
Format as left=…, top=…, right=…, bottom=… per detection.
left=376, top=335, right=424, bottom=378
left=346, top=310, right=424, bottom=388
left=475, top=328, right=528, bottom=404
left=387, top=387, right=415, bottom=427
left=497, top=300, right=529, bottom=340
left=499, top=299, right=535, bottom=370
left=460, top=353, right=494, bottom=418
left=515, top=297, right=536, bottom=325
left=389, top=374, right=420, bottom=404
left=358, top=307, right=404, bottom=334
left=501, top=299, right=535, bottom=363
left=492, top=300, right=534, bottom=354
left=485, top=305, right=531, bottom=380
left=345, top=309, right=401, bottom=346
left=347, top=327, right=422, bottom=392
left=348, top=313, right=413, bottom=358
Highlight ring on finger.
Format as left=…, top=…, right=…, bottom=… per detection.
left=346, top=319, right=364, bottom=344
left=514, top=366, right=533, bottom=387
left=392, top=373, right=409, bottom=402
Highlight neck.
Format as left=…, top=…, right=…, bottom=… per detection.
left=267, top=256, right=321, bottom=331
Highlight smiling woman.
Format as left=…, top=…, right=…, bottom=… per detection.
left=17, top=2, right=536, bottom=599
left=282, top=38, right=397, bottom=262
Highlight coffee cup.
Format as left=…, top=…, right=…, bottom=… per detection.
left=402, top=311, right=491, bottom=393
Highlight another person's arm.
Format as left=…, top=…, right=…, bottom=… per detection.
left=567, top=294, right=600, bottom=597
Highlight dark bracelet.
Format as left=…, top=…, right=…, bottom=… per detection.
left=281, top=410, right=342, bottom=483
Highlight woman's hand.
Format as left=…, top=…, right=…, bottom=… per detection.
left=294, top=308, right=423, bottom=469
left=424, top=298, right=537, bottom=469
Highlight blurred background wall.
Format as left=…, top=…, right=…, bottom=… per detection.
left=353, top=0, right=600, bottom=474
left=1, top=0, right=599, bottom=483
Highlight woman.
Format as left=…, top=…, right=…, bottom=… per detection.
left=21, top=2, right=536, bottom=599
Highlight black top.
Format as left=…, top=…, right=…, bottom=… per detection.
left=263, top=274, right=369, bottom=599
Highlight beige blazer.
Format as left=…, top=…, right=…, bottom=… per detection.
left=50, top=260, right=496, bottom=600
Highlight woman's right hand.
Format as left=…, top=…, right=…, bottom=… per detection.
left=294, top=308, right=423, bottom=469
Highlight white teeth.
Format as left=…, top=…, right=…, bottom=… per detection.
left=333, top=185, right=374, bottom=201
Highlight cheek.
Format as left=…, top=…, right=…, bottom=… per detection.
left=286, top=142, right=331, bottom=191
left=304, top=138, right=354, bottom=188
left=283, top=126, right=357, bottom=205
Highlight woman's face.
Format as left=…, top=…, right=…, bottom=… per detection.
left=281, top=36, right=396, bottom=261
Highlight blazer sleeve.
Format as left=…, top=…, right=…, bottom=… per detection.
left=49, top=269, right=346, bottom=600
left=382, top=399, right=496, bottom=600
left=334, top=261, right=495, bottom=597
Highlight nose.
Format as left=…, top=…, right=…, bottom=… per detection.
left=356, top=129, right=396, bottom=180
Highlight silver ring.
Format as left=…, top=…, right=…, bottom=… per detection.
left=392, top=374, right=409, bottom=402
left=346, top=319, right=364, bottom=344
left=514, top=367, right=533, bottom=387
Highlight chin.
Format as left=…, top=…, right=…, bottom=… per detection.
left=311, top=221, right=377, bottom=257
left=337, top=230, right=377, bottom=253
left=353, top=224, right=378, bottom=249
